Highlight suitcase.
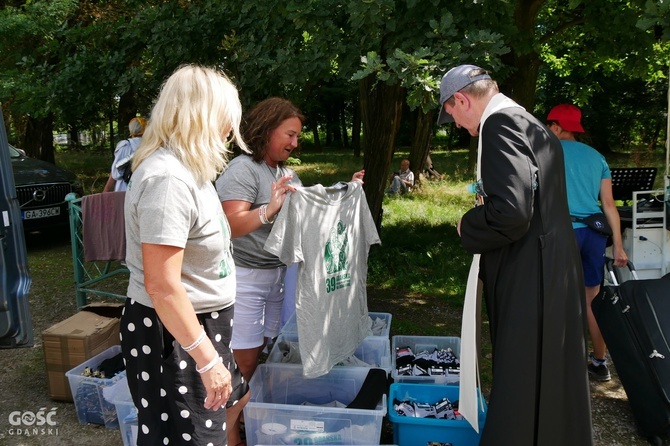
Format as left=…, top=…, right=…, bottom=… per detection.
left=592, top=259, right=670, bottom=445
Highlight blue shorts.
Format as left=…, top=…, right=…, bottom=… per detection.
left=574, top=227, right=608, bottom=287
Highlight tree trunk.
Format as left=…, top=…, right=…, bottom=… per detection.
left=309, top=120, right=321, bottom=151
left=352, top=97, right=361, bottom=157
left=118, top=90, right=137, bottom=140
left=501, top=50, right=541, bottom=110
left=340, top=101, right=349, bottom=148
left=359, top=77, right=404, bottom=230
left=501, top=0, right=543, bottom=109
left=325, top=102, right=343, bottom=148
left=473, top=0, right=543, bottom=170
left=467, top=136, right=477, bottom=176
left=23, top=114, right=55, bottom=164
left=408, top=108, right=436, bottom=188
left=109, top=114, right=115, bottom=154
left=68, top=125, right=80, bottom=150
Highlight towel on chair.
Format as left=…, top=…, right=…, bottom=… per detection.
left=82, top=191, right=126, bottom=262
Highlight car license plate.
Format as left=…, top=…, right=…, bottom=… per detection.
left=22, top=207, right=61, bottom=220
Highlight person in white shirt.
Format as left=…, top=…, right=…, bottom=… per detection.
left=103, top=117, right=146, bottom=192
left=386, top=158, right=414, bottom=194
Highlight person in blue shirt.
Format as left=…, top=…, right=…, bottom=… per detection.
left=547, top=103, right=628, bottom=382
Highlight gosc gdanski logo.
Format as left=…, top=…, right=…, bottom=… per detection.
left=7, top=407, right=59, bottom=436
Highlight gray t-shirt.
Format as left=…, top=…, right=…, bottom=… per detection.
left=125, top=148, right=236, bottom=313
left=215, top=155, right=302, bottom=269
left=264, top=181, right=381, bottom=378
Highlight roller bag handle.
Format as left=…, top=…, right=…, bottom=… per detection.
left=604, top=257, right=639, bottom=287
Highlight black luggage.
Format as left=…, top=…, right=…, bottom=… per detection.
left=592, top=259, right=670, bottom=445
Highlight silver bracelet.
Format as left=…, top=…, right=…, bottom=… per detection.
left=196, top=355, right=220, bottom=374
left=181, top=328, right=206, bottom=351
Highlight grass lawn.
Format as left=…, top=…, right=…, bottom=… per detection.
left=55, top=142, right=668, bottom=392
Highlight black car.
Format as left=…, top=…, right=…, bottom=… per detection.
left=9, top=144, right=83, bottom=232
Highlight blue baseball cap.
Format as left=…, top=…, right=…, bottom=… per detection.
left=437, top=65, right=491, bottom=125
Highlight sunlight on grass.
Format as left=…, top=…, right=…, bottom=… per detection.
left=54, top=144, right=668, bottom=310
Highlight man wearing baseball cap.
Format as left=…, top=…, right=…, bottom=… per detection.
left=438, top=65, right=592, bottom=445
left=547, top=103, right=628, bottom=383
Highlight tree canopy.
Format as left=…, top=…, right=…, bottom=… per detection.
left=0, top=0, right=668, bottom=225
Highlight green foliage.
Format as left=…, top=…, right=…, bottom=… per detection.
left=0, top=0, right=667, bottom=180
left=350, top=2, right=509, bottom=112
left=284, top=156, right=302, bottom=166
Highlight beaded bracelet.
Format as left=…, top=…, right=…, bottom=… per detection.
left=181, top=328, right=206, bottom=352
left=258, top=205, right=276, bottom=225
left=196, top=355, right=220, bottom=374
left=258, top=205, right=269, bottom=224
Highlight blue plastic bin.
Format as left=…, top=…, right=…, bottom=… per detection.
left=388, top=383, right=486, bottom=446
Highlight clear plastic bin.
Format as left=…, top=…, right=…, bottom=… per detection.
left=244, top=363, right=386, bottom=445
left=113, top=399, right=137, bottom=446
left=391, top=335, right=461, bottom=385
left=388, top=382, right=486, bottom=446
left=65, top=345, right=126, bottom=428
left=267, top=332, right=392, bottom=375
left=281, top=311, right=392, bottom=339
left=104, top=376, right=137, bottom=446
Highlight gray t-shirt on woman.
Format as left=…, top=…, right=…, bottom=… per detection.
left=125, top=148, right=236, bottom=313
left=215, top=155, right=301, bottom=269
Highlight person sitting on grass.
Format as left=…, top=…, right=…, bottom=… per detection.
left=424, top=150, right=444, bottom=180
left=386, top=158, right=414, bottom=195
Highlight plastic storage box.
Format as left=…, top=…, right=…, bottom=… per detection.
left=244, top=363, right=387, bottom=445
left=267, top=332, right=392, bottom=374
left=391, top=335, right=461, bottom=384
left=114, top=399, right=137, bottom=446
left=388, top=383, right=486, bottom=446
left=281, top=311, right=392, bottom=339
left=104, top=376, right=137, bottom=446
left=66, top=345, right=126, bottom=428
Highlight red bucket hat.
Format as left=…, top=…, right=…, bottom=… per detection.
left=547, top=104, right=585, bottom=133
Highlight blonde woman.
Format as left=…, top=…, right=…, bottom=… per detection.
left=121, top=65, right=249, bottom=446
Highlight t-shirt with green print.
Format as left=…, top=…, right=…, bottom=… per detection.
left=124, top=148, right=236, bottom=313
left=264, top=181, right=380, bottom=378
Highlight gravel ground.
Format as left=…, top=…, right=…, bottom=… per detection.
left=0, top=230, right=660, bottom=446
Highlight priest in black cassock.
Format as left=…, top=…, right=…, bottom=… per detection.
left=437, top=64, right=593, bottom=446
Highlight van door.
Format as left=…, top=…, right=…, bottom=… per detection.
left=0, top=108, right=33, bottom=348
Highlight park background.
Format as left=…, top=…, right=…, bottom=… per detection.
left=1, top=0, right=669, bottom=229
left=1, top=1, right=669, bottom=445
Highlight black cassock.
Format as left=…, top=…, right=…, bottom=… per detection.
left=460, top=108, right=593, bottom=446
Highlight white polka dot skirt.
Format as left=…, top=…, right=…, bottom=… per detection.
left=120, top=299, right=248, bottom=445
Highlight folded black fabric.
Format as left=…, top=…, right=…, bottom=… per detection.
left=98, top=353, right=125, bottom=378
left=346, top=368, right=390, bottom=410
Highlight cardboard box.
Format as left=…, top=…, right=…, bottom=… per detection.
left=42, top=303, right=123, bottom=401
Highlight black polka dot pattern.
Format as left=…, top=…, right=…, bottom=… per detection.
left=120, top=300, right=248, bottom=445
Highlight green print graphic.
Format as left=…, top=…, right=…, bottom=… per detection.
left=324, top=220, right=351, bottom=293
left=217, top=215, right=233, bottom=279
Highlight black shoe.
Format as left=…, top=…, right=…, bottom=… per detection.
left=588, top=361, right=612, bottom=382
